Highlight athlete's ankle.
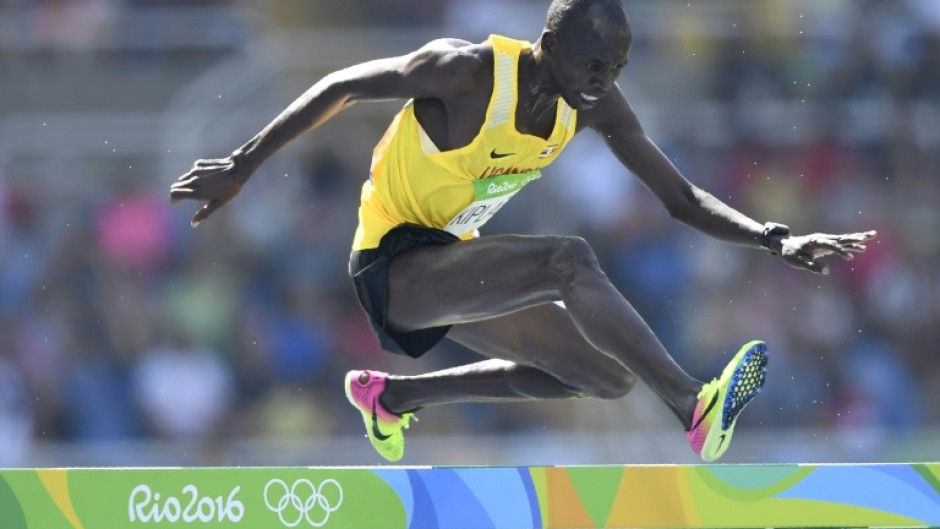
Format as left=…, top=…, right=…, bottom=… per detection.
left=382, top=392, right=425, bottom=417
left=378, top=382, right=412, bottom=416
left=679, top=389, right=703, bottom=431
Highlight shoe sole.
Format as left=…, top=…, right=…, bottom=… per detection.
left=701, top=341, right=768, bottom=461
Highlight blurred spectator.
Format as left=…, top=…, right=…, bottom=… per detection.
left=61, top=320, right=140, bottom=441
left=131, top=335, right=234, bottom=440
left=94, top=192, right=173, bottom=273
left=0, top=323, right=34, bottom=467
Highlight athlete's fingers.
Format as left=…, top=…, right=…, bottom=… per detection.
left=170, top=176, right=203, bottom=198
left=839, top=230, right=877, bottom=243
left=193, top=158, right=222, bottom=169
left=191, top=199, right=224, bottom=228
left=174, top=173, right=208, bottom=189
left=169, top=186, right=199, bottom=203
left=171, top=177, right=201, bottom=193
left=812, top=240, right=853, bottom=260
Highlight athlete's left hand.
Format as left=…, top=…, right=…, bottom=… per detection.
left=773, top=230, right=877, bottom=274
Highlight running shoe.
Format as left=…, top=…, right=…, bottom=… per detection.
left=344, top=370, right=416, bottom=462
left=686, top=340, right=768, bottom=462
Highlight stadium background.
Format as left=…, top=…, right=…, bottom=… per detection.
left=0, top=0, right=938, bottom=467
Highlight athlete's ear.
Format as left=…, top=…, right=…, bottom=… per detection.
left=540, top=30, right=556, bottom=56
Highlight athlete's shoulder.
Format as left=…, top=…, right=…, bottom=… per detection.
left=407, top=38, right=492, bottom=93
left=374, top=37, right=491, bottom=100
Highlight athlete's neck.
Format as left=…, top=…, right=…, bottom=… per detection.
left=518, top=43, right=560, bottom=122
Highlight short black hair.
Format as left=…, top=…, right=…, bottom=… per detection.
left=545, top=0, right=629, bottom=36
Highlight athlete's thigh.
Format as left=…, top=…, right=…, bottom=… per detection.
left=447, top=302, right=634, bottom=394
left=386, top=234, right=566, bottom=331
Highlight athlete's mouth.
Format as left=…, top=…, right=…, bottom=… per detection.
left=578, top=92, right=604, bottom=105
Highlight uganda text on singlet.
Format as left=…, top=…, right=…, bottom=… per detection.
left=352, top=34, right=579, bottom=250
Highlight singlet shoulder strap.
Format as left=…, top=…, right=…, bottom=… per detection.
left=486, top=35, right=528, bottom=129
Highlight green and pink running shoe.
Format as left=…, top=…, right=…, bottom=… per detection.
left=344, top=370, right=417, bottom=462
left=686, top=340, right=768, bottom=462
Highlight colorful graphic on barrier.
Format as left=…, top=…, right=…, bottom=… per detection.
left=1, top=463, right=939, bottom=528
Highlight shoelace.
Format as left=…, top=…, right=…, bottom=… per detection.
left=401, top=414, right=418, bottom=429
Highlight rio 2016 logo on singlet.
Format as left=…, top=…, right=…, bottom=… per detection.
left=444, top=170, right=541, bottom=236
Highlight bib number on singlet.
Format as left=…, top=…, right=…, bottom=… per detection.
left=443, top=170, right=541, bottom=236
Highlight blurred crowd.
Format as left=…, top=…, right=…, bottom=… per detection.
left=1, top=0, right=939, bottom=466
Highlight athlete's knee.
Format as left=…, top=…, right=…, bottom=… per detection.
left=587, top=370, right=637, bottom=400
left=548, top=236, right=602, bottom=286
left=561, top=365, right=636, bottom=400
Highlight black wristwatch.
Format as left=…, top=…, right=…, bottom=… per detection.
left=760, top=222, right=790, bottom=255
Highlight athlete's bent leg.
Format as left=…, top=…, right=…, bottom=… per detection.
left=385, top=234, right=698, bottom=425
left=380, top=302, right=636, bottom=413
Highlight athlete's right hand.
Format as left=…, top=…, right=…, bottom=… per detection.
left=169, top=156, right=254, bottom=227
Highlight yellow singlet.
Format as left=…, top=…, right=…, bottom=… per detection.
left=352, top=34, right=578, bottom=250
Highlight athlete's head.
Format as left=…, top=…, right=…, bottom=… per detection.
left=541, top=0, right=632, bottom=110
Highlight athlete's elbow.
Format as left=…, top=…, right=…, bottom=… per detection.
left=666, top=181, right=707, bottom=220
left=319, top=73, right=360, bottom=106
left=663, top=195, right=695, bottom=224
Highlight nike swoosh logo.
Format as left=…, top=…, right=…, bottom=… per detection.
left=690, top=391, right=719, bottom=432
left=490, top=148, right=514, bottom=159
left=717, top=434, right=727, bottom=452
left=371, top=401, right=391, bottom=441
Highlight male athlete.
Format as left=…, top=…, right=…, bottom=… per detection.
left=170, top=0, right=876, bottom=462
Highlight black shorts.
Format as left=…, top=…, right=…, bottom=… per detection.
left=349, top=224, right=460, bottom=358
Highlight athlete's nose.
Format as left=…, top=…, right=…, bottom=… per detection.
left=588, top=80, right=611, bottom=98
left=602, top=70, right=619, bottom=89
left=591, top=73, right=615, bottom=93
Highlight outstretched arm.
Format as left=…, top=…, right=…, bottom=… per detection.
left=582, top=85, right=876, bottom=274
left=170, top=39, right=482, bottom=226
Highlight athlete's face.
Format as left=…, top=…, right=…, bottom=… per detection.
left=546, top=19, right=632, bottom=110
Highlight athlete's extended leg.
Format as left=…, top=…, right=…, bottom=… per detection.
left=385, top=234, right=699, bottom=424
left=380, top=302, right=637, bottom=412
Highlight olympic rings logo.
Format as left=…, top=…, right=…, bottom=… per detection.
left=263, top=478, right=344, bottom=528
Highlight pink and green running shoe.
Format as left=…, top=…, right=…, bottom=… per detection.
left=344, top=370, right=416, bottom=462
left=686, top=340, right=768, bottom=462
